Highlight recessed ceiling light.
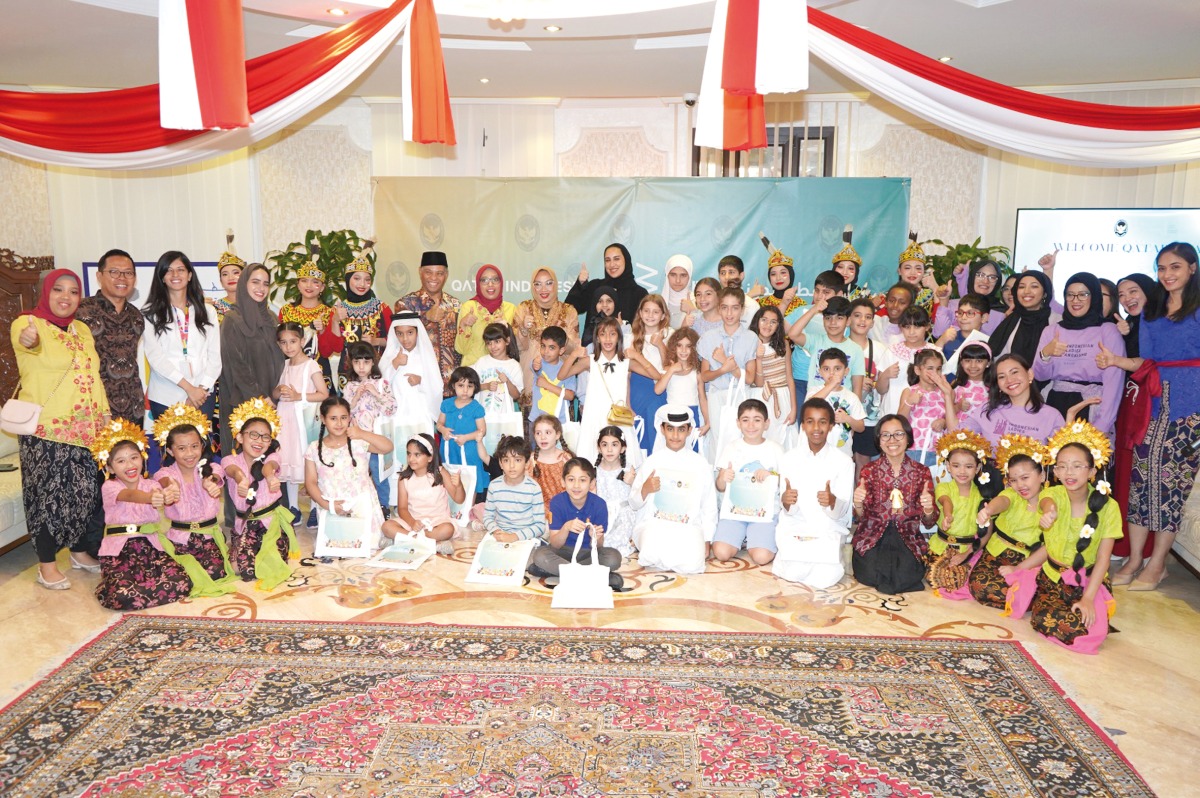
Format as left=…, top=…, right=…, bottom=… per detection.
left=327, top=7, right=348, bottom=15
left=479, top=78, right=490, bottom=84
left=938, top=55, right=954, bottom=62
left=544, top=25, right=562, bottom=32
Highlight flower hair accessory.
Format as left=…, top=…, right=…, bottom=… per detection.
left=151, top=402, right=211, bottom=446
left=993, top=434, right=1049, bottom=475
left=1045, top=420, right=1112, bottom=469
left=90, top=418, right=149, bottom=468
left=934, top=429, right=991, bottom=467
left=229, top=397, right=281, bottom=437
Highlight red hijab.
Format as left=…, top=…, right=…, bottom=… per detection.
left=25, top=269, right=81, bottom=329
left=472, top=264, right=504, bottom=314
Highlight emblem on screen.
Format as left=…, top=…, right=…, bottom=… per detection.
left=1114, top=219, right=1128, bottom=237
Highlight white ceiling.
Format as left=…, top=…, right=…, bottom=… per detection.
left=2, top=0, right=1198, bottom=100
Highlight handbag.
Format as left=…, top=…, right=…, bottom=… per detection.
left=1, top=368, right=71, bottom=436
left=598, top=363, right=635, bottom=427
left=551, top=526, right=614, bottom=610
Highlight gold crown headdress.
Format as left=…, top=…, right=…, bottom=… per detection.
left=758, top=231, right=793, bottom=270
left=832, top=224, right=862, bottom=267
left=994, top=434, right=1049, bottom=475
left=218, top=229, right=246, bottom=270
left=151, top=402, right=211, bottom=447
left=898, top=230, right=926, bottom=265
left=935, top=429, right=992, bottom=466
left=90, top=418, right=149, bottom=468
left=1046, top=420, right=1112, bottom=470
left=346, top=238, right=376, bottom=276
left=228, top=397, right=281, bottom=437
left=297, top=241, right=325, bottom=282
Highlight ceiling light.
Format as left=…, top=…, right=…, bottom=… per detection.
left=479, top=78, right=490, bottom=84
left=327, top=7, right=348, bottom=15
left=938, top=55, right=954, bottom=62
left=544, top=25, right=562, bottom=32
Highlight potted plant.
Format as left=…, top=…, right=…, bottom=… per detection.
left=921, top=237, right=1013, bottom=295
left=266, top=229, right=375, bottom=306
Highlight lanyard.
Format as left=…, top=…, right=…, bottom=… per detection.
left=177, top=305, right=190, bottom=356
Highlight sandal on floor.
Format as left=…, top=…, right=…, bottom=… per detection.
left=35, top=572, right=72, bottom=590
left=69, top=554, right=102, bottom=574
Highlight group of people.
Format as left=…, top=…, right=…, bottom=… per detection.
left=11, top=231, right=1200, bottom=654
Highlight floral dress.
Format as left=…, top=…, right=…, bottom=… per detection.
left=95, top=478, right=192, bottom=611
left=596, top=465, right=635, bottom=557
left=305, top=439, right=386, bottom=534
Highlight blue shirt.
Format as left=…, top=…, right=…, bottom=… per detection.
left=804, top=328, right=866, bottom=386
left=549, top=491, right=609, bottom=550
left=785, top=305, right=812, bottom=383
left=697, top=326, right=758, bottom=391
left=530, top=359, right=578, bottom=422
left=1140, top=310, right=1200, bottom=420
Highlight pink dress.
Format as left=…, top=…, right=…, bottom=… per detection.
left=99, top=478, right=180, bottom=556
left=343, top=377, right=397, bottom=430
left=224, top=451, right=285, bottom=535
left=304, top=439, right=386, bottom=533
left=276, top=358, right=322, bottom=483
left=399, top=471, right=453, bottom=532
left=155, top=462, right=230, bottom=581
left=907, top=386, right=947, bottom=453
left=954, top=380, right=988, bottom=425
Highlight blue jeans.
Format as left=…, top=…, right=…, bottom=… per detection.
left=369, top=453, right=389, bottom=510
left=793, top=379, right=808, bottom=426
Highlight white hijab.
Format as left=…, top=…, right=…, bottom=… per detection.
left=380, top=312, right=442, bottom=418
left=663, top=254, right=694, bottom=328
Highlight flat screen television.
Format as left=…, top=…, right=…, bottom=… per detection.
left=1013, top=208, right=1198, bottom=300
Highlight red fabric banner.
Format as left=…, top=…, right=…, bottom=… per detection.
left=408, top=0, right=456, bottom=145
left=187, top=0, right=251, bottom=129
left=723, top=92, right=766, bottom=150
left=721, top=0, right=759, bottom=96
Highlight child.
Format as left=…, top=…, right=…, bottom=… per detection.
left=716, top=254, right=764, bottom=327
left=699, top=288, right=760, bottom=460
left=380, top=311, right=443, bottom=422
left=93, top=419, right=193, bottom=610
left=806, top=349, right=867, bottom=451
left=212, top=242, right=243, bottom=321
left=273, top=322, right=329, bottom=519
left=939, top=293, right=992, bottom=363
left=394, top=432, right=466, bottom=552
left=342, top=341, right=398, bottom=511
left=899, top=347, right=956, bottom=467
left=951, top=342, right=991, bottom=424
left=594, top=426, right=637, bottom=558
left=627, top=295, right=672, bottom=454
left=785, top=271, right=846, bottom=401
left=831, top=225, right=872, bottom=302
left=654, top=327, right=710, bottom=445
left=757, top=247, right=806, bottom=317
left=223, top=398, right=299, bottom=589
left=482, top=435, right=547, bottom=543
left=927, top=430, right=994, bottom=595
left=574, top=316, right=637, bottom=464
left=582, top=285, right=626, bottom=348
left=629, top=405, right=718, bottom=574
left=789, top=296, right=866, bottom=398
left=869, top=282, right=916, bottom=349
left=713, top=399, right=785, bottom=565
left=330, top=250, right=392, bottom=390
left=529, top=325, right=578, bottom=424
left=305, top=397, right=402, bottom=548
left=530, top=414, right=574, bottom=512
left=684, top=277, right=723, bottom=337
left=1002, top=422, right=1120, bottom=654
left=663, top=253, right=694, bottom=329
left=153, top=404, right=237, bottom=597
left=970, top=435, right=1049, bottom=608
left=279, top=255, right=335, bottom=391
left=437, top=366, right=489, bottom=499
left=474, top=322, right=523, bottom=412
left=890, top=304, right=935, bottom=369
left=847, top=298, right=899, bottom=470
left=529, top=457, right=624, bottom=590
left=749, top=305, right=796, bottom=443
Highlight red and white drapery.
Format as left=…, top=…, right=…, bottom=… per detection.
left=159, top=0, right=251, bottom=131
left=697, top=2, right=1200, bottom=167
left=0, top=0, right=454, bottom=170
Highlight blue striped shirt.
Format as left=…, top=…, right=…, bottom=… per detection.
left=484, top=477, right=548, bottom=541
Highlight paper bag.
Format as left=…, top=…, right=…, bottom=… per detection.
left=442, top=440, right=478, bottom=526
left=363, top=531, right=437, bottom=571
left=465, top=535, right=538, bottom=585
left=720, top=471, right=781, bottom=523
left=551, top=528, right=614, bottom=610
left=314, top=495, right=377, bottom=558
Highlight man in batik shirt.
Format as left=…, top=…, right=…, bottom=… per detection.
left=397, top=251, right=461, bottom=396
left=76, top=248, right=145, bottom=425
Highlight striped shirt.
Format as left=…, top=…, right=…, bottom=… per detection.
left=484, top=477, right=548, bottom=541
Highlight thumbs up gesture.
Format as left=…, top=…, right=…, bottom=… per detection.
left=817, top=480, right=834, bottom=509
left=1095, top=340, right=1116, bottom=370
left=641, top=469, right=661, bottom=499
left=1042, top=328, right=1068, bottom=359
left=18, top=315, right=38, bottom=349
left=1038, top=249, right=1059, bottom=276
left=1039, top=503, right=1058, bottom=530
left=853, top=477, right=867, bottom=509
left=578, top=263, right=589, bottom=283
left=748, top=279, right=765, bottom=298
left=919, top=486, right=935, bottom=516
left=781, top=286, right=797, bottom=307
left=461, top=308, right=477, bottom=331
left=719, top=461, right=735, bottom=485
left=781, top=478, right=798, bottom=510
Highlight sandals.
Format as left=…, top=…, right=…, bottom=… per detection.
left=35, top=571, right=71, bottom=590
left=69, top=554, right=102, bottom=574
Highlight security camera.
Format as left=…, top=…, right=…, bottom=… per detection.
left=683, top=93, right=698, bottom=107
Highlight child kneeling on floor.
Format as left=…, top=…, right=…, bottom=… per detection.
left=529, top=458, right=624, bottom=590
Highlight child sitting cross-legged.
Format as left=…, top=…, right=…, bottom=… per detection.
left=528, top=458, right=624, bottom=590
left=483, top=435, right=547, bottom=543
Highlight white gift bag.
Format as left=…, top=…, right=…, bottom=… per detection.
left=705, top=375, right=747, bottom=464
left=363, top=530, right=437, bottom=571
left=375, top=413, right=434, bottom=479
left=314, top=494, right=378, bottom=558
left=465, top=535, right=538, bottom=585
left=554, top=390, right=582, bottom=453
left=293, top=399, right=322, bottom=452
left=441, top=440, right=478, bottom=526
left=551, top=527, right=614, bottom=610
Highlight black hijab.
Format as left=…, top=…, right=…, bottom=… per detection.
left=770, top=262, right=796, bottom=301
left=220, top=264, right=285, bottom=454
left=583, top=285, right=618, bottom=347
left=988, top=270, right=1053, bottom=363
left=967, top=259, right=1006, bottom=312
left=1117, top=273, right=1163, bottom=358
left=596, top=243, right=647, bottom=321
left=345, top=269, right=376, bottom=304
left=1058, top=272, right=1105, bottom=331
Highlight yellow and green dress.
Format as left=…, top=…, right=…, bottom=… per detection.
left=968, top=487, right=1045, bottom=608
left=927, top=480, right=983, bottom=591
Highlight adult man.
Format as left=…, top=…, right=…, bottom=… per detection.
left=773, top=398, right=855, bottom=588
left=398, top=251, right=460, bottom=394
left=75, top=249, right=145, bottom=425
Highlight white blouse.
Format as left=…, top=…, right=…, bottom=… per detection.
left=142, top=303, right=222, bottom=405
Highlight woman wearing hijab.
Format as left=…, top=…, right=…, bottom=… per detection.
left=758, top=251, right=806, bottom=316
left=220, top=263, right=286, bottom=458
left=455, top=264, right=516, bottom=367
left=565, top=242, right=648, bottom=328
left=663, top=254, right=695, bottom=328
left=1115, top=273, right=1162, bottom=359
left=934, top=259, right=1007, bottom=337
left=11, top=270, right=110, bottom=589
left=512, top=267, right=580, bottom=408
left=1032, top=271, right=1126, bottom=440
left=987, top=270, right=1056, bottom=366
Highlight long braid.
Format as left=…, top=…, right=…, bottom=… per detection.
left=971, top=465, right=1002, bottom=552
left=1073, top=488, right=1111, bottom=573
left=317, top=423, right=330, bottom=467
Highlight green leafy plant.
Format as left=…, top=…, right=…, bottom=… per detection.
left=266, top=229, right=375, bottom=307
left=921, top=237, right=1012, bottom=295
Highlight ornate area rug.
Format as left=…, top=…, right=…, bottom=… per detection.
left=1, top=617, right=1153, bottom=797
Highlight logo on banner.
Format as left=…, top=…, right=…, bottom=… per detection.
left=1114, top=219, right=1128, bottom=237
left=712, top=215, right=734, bottom=249
left=818, top=215, right=843, bottom=250
left=420, top=214, right=445, bottom=248
left=384, top=260, right=411, bottom=298
left=611, top=214, right=634, bottom=244
left=515, top=214, right=541, bottom=252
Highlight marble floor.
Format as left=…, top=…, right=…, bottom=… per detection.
left=2, top=525, right=1197, bottom=798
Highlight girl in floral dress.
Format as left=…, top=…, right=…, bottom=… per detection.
left=93, top=419, right=193, bottom=610
left=899, top=348, right=956, bottom=470
left=342, top=341, right=398, bottom=507
left=593, top=426, right=637, bottom=558
left=273, top=322, right=329, bottom=519
left=951, top=343, right=991, bottom=424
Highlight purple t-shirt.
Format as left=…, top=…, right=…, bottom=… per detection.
left=1031, top=322, right=1126, bottom=438
left=963, top=402, right=1065, bottom=446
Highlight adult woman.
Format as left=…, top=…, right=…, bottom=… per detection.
left=512, top=267, right=580, bottom=404
left=10, top=270, right=108, bottom=589
left=142, top=251, right=221, bottom=425
left=757, top=252, right=806, bottom=316
left=956, top=353, right=1064, bottom=446
left=1032, top=272, right=1125, bottom=440
left=565, top=243, right=648, bottom=329
left=220, top=264, right=285, bottom=457
left=934, top=259, right=1007, bottom=337
left=1000, top=275, right=1018, bottom=315
left=987, top=270, right=1055, bottom=364
left=1115, top=273, right=1162, bottom=358
left=329, top=256, right=392, bottom=390
left=851, top=414, right=936, bottom=594
left=455, top=264, right=515, bottom=367
left=1098, top=243, right=1200, bottom=590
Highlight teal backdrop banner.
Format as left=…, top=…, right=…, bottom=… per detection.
left=372, top=177, right=911, bottom=305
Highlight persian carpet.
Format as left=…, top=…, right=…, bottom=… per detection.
left=1, top=617, right=1153, bottom=797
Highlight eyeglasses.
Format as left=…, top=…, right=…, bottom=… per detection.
left=533, top=280, right=555, bottom=289
left=243, top=431, right=273, bottom=443
left=955, top=309, right=982, bottom=317
left=879, top=431, right=907, bottom=441
left=1065, top=291, right=1091, bottom=301
left=975, top=274, right=999, bottom=283
left=1053, top=462, right=1090, bottom=473
left=479, top=276, right=501, bottom=285
left=103, top=269, right=135, bottom=279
